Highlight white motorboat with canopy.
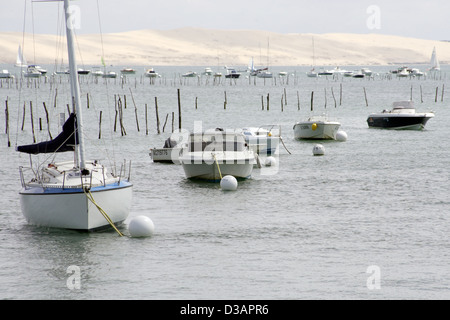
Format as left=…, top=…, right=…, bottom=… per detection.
left=179, top=130, right=256, bottom=181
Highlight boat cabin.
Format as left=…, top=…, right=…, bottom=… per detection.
left=187, top=132, right=247, bottom=153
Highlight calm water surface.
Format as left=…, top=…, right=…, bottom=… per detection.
left=0, top=65, right=449, bottom=299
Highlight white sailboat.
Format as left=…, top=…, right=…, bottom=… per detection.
left=17, top=0, right=133, bottom=232
left=15, top=45, right=27, bottom=68
left=429, top=47, right=440, bottom=72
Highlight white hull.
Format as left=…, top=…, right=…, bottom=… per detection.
left=19, top=160, right=133, bottom=231
left=294, top=121, right=341, bottom=140
left=20, top=183, right=132, bottom=230
left=241, top=126, right=281, bottom=156
left=181, top=157, right=254, bottom=181
left=180, top=131, right=255, bottom=181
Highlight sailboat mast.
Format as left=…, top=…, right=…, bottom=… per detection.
left=63, top=0, right=86, bottom=170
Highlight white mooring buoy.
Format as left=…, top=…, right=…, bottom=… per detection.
left=336, top=130, right=348, bottom=142
left=265, top=156, right=277, bottom=167
left=128, top=215, right=155, bottom=237
left=313, top=144, right=325, bottom=156
left=220, top=175, right=238, bottom=191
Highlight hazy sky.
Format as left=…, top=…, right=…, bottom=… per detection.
left=0, top=0, right=448, bottom=40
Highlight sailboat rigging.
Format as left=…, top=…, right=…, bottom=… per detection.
left=307, top=37, right=318, bottom=78
left=17, top=0, right=133, bottom=231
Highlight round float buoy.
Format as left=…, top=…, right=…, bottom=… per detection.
left=313, top=144, right=325, bottom=156
left=336, top=130, right=348, bottom=142
left=220, top=175, right=238, bottom=191
left=312, top=123, right=318, bottom=131
left=265, top=156, right=277, bottom=167
left=128, top=215, right=155, bottom=237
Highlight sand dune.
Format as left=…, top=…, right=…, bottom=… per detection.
left=0, top=27, right=448, bottom=67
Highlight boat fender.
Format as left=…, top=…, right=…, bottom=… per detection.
left=312, top=123, right=318, bottom=131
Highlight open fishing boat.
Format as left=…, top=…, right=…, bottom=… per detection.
left=179, top=131, right=256, bottom=181
left=17, top=0, right=132, bottom=231
left=150, top=137, right=185, bottom=164
left=240, top=125, right=281, bottom=156
left=293, top=114, right=341, bottom=140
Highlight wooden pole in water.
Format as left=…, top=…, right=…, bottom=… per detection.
left=162, top=113, right=169, bottom=132
left=364, top=87, right=368, bottom=107
left=284, top=88, right=287, bottom=106
left=324, top=88, right=327, bottom=108
left=172, top=112, right=174, bottom=133
left=435, top=86, right=438, bottom=102
left=177, top=89, right=181, bottom=130
left=224, top=91, right=227, bottom=109
left=155, top=96, right=161, bottom=134
left=261, top=96, right=264, bottom=110
left=21, top=102, right=26, bottom=131
left=129, top=88, right=140, bottom=132
left=267, top=93, right=270, bottom=111
left=118, top=96, right=126, bottom=136
left=30, top=101, right=36, bottom=143
left=420, top=85, right=423, bottom=103
left=5, top=98, right=10, bottom=147
left=310, top=91, right=314, bottom=111
left=339, top=83, right=342, bottom=106
left=42, top=102, right=52, bottom=139
left=331, top=87, right=337, bottom=108
left=297, top=91, right=300, bottom=110
left=145, top=103, right=148, bottom=135
left=98, top=110, right=102, bottom=139
left=441, top=84, right=445, bottom=102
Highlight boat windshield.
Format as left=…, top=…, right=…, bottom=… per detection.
left=188, top=133, right=246, bottom=152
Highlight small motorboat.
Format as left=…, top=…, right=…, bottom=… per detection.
left=145, top=68, right=160, bottom=78
left=120, top=68, right=136, bottom=75
left=23, top=66, right=42, bottom=78
left=225, top=67, right=241, bottom=79
left=182, top=71, right=198, bottom=78
left=102, top=71, right=117, bottom=78
left=0, top=70, right=13, bottom=79
left=150, top=137, right=185, bottom=164
left=293, top=114, right=341, bottom=140
left=241, top=125, right=281, bottom=156
left=179, top=131, right=256, bottom=181
left=77, top=68, right=90, bottom=75
left=367, top=101, right=434, bottom=130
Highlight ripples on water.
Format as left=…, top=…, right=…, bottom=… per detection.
left=0, top=65, right=449, bottom=300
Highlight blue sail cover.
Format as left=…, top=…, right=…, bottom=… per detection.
left=17, top=113, right=78, bottom=154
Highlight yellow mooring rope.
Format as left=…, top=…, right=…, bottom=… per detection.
left=212, top=153, right=223, bottom=180
left=83, top=188, right=124, bottom=237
